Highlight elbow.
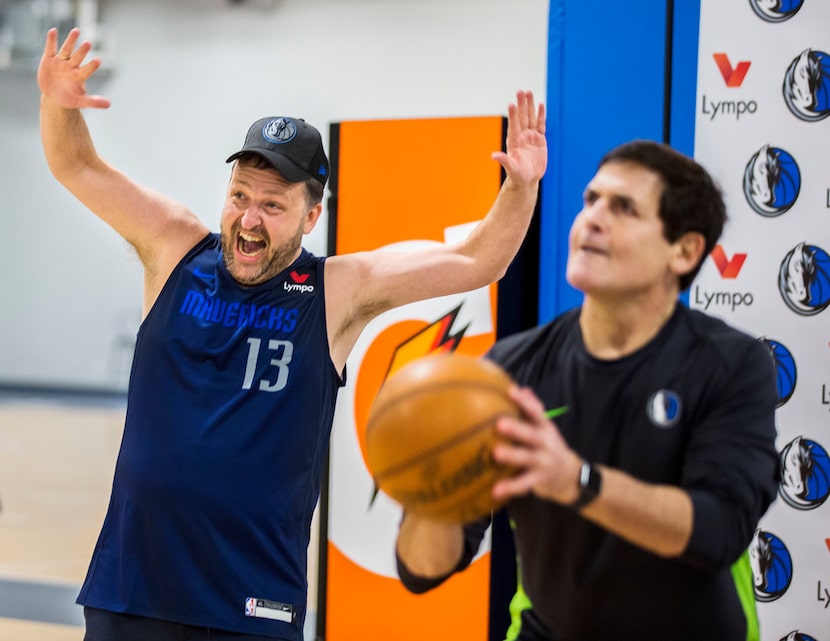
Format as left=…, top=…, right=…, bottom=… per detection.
left=44, top=152, right=86, bottom=186
left=45, top=159, right=72, bottom=185
left=396, top=552, right=455, bottom=595
left=682, top=492, right=772, bottom=573
left=490, top=264, right=510, bottom=284
left=653, top=533, right=693, bottom=560
left=469, top=260, right=509, bottom=291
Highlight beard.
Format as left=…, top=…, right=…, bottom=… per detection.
left=221, top=220, right=305, bottom=286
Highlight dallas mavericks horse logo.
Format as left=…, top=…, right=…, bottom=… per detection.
left=262, top=118, right=297, bottom=144
left=749, top=0, right=804, bottom=22
left=759, top=337, right=796, bottom=408
left=645, top=389, right=682, bottom=428
left=783, top=49, right=830, bottom=122
left=778, top=243, right=830, bottom=316
left=749, top=529, right=793, bottom=602
left=743, top=145, right=800, bottom=217
left=779, top=436, right=830, bottom=510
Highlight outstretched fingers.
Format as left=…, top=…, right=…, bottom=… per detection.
left=56, top=27, right=81, bottom=60
left=39, top=27, right=111, bottom=109
left=514, top=91, right=530, bottom=132
left=511, top=90, right=545, bottom=136
left=535, top=101, right=546, bottom=136
left=54, top=28, right=95, bottom=71
left=43, top=27, right=58, bottom=57
left=77, top=55, right=102, bottom=81
left=492, top=90, right=548, bottom=184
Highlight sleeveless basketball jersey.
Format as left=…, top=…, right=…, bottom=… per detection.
left=78, top=234, right=344, bottom=640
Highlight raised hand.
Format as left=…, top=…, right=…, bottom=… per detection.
left=492, top=90, right=547, bottom=186
left=37, top=28, right=111, bottom=110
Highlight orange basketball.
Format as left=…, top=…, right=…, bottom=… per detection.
left=365, top=353, right=519, bottom=523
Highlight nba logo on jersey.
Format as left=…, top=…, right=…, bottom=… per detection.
left=244, top=597, right=294, bottom=622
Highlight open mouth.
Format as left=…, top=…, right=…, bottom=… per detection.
left=237, top=231, right=267, bottom=257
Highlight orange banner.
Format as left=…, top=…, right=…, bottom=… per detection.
left=323, top=115, right=505, bottom=641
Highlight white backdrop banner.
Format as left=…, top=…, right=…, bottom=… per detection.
left=694, top=1, right=830, bottom=640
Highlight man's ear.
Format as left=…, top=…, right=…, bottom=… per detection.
left=671, top=231, right=707, bottom=278
left=303, top=202, right=324, bottom=235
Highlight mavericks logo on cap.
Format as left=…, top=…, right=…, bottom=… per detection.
left=262, top=118, right=297, bottom=144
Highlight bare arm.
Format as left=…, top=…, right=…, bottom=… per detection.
left=38, top=28, right=208, bottom=313
left=326, top=91, right=547, bottom=369
left=492, top=386, right=693, bottom=557
left=396, top=515, right=465, bottom=578
left=576, top=466, right=693, bottom=557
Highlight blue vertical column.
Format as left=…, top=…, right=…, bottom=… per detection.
left=539, top=0, right=699, bottom=321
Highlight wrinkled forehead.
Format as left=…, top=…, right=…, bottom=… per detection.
left=229, top=160, right=299, bottom=193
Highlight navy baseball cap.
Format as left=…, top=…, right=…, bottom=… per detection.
left=226, top=116, right=329, bottom=186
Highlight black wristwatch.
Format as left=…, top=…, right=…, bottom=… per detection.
left=569, top=460, right=602, bottom=509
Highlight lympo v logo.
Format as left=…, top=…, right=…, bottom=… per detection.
left=713, top=53, right=751, bottom=87
left=710, top=245, right=747, bottom=278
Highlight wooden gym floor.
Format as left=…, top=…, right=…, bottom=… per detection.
left=0, top=394, right=125, bottom=641
left=0, top=392, right=320, bottom=640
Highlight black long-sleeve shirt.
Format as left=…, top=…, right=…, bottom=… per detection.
left=399, top=305, right=779, bottom=641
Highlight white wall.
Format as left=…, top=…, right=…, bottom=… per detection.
left=0, top=0, right=548, bottom=390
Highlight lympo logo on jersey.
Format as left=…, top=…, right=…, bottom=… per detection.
left=743, top=145, right=801, bottom=217
left=778, top=242, right=830, bottom=316
left=701, top=53, right=757, bottom=121
left=760, top=337, right=797, bottom=408
left=283, top=270, right=315, bottom=294
left=749, top=529, right=793, bottom=602
left=749, top=0, right=804, bottom=23
left=779, top=436, right=830, bottom=510
left=783, top=49, right=830, bottom=122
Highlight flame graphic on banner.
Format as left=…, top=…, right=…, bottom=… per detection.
left=367, top=305, right=469, bottom=507
left=383, top=304, right=469, bottom=379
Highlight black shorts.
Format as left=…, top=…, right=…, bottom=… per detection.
left=83, top=607, right=281, bottom=641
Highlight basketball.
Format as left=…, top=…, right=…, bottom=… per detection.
left=365, top=353, right=520, bottom=523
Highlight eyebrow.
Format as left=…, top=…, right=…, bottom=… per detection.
left=230, top=178, right=288, bottom=197
left=614, top=194, right=636, bottom=210
left=584, top=186, right=639, bottom=211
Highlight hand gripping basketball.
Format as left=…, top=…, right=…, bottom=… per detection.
left=365, top=353, right=520, bottom=523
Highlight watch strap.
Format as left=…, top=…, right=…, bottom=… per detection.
left=569, top=460, right=601, bottom=509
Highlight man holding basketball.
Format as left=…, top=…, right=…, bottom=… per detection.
left=37, top=27, right=546, bottom=641
left=396, top=141, right=779, bottom=640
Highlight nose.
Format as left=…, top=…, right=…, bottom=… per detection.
left=579, top=199, right=607, bottom=229
left=240, top=205, right=262, bottom=229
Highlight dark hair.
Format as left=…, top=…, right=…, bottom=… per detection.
left=598, top=140, right=726, bottom=291
left=234, top=152, right=324, bottom=208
